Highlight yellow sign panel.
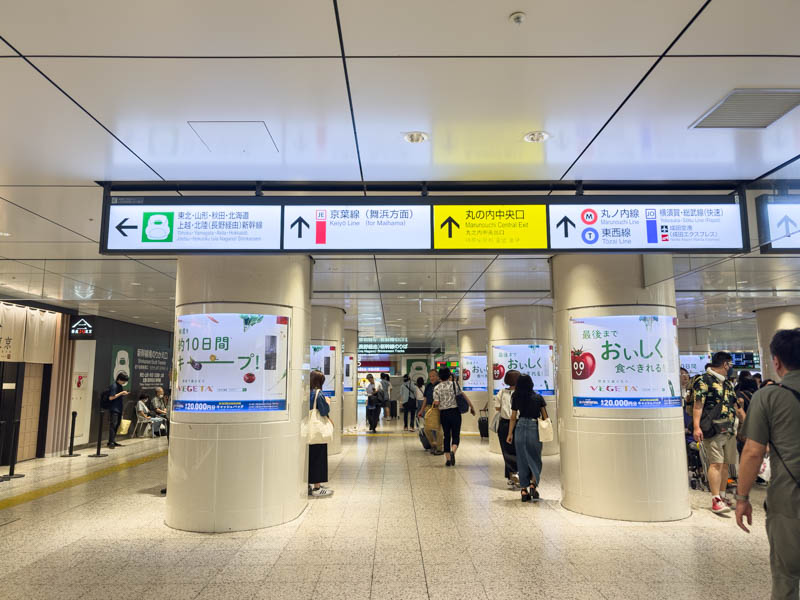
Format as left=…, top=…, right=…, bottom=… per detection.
left=433, top=204, right=548, bottom=250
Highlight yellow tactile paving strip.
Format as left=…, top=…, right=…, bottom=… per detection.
left=0, top=449, right=168, bottom=511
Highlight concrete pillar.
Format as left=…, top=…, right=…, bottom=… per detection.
left=485, top=305, right=558, bottom=456
left=343, top=328, right=358, bottom=431
left=457, top=328, right=488, bottom=434
left=678, top=327, right=711, bottom=353
left=167, top=255, right=311, bottom=532
left=755, top=306, right=800, bottom=380
left=311, top=306, right=345, bottom=455
left=552, top=254, right=689, bottom=522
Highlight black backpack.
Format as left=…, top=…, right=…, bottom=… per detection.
left=100, top=388, right=112, bottom=410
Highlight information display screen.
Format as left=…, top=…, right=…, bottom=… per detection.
left=310, top=344, right=337, bottom=394
left=491, top=345, right=555, bottom=396
left=570, top=315, right=680, bottom=409
left=460, top=355, right=487, bottom=392
left=173, top=313, right=289, bottom=413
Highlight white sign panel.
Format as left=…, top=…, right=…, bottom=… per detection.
left=461, top=355, right=487, bottom=392
left=106, top=203, right=281, bottom=251
left=549, top=203, right=743, bottom=250
left=765, top=201, right=800, bottom=249
left=283, top=205, right=430, bottom=250
left=173, top=313, right=289, bottom=413
left=310, top=344, right=337, bottom=394
left=680, top=354, right=711, bottom=375
left=343, top=355, right=354, bottom=392
left=491, top=344, right=555, bottom=396
left=570, top=315, right=681, bottom=409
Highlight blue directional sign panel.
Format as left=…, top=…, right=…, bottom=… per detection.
left=757, top=195, right=800, bottom=253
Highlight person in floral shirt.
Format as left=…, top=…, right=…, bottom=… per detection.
left=692, top=351, right=745, bottom=514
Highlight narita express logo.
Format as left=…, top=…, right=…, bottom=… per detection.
left=571, top=348, right=596, bottom=380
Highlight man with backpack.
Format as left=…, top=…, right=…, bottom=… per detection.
left=692, top=351, right=745, bottom=514
left=736, top=328, right=800, bottom=599
left=102, top=372, right=130, bottom=448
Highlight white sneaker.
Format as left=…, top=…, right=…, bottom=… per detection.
left=311, top=487, right=334, bottom=498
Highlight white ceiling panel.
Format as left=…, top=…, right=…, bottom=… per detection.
left=567, top=57, right=800, bottom=180
left=35, top=58, right=361, bottom=181
left=347, top=57, right=652, bottom=180
left=0, top=242, right=105, bottom=260
left=0, top=58, right=158, bottom=184
left=672, top=0, right=800, bottom=55
left=0, top=1, right=340, bottom=56
left=339, top=0, right=703, bottom=55
left=0, top=186, right=101, bottom=240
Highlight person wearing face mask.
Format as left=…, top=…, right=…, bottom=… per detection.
left=151, top=386, right=169, bottom=437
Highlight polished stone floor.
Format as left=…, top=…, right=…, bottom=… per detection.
left=0, top=418, right=772, bottom=599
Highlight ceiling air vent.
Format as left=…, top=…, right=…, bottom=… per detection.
left=690, top=89, right=800, bottom=129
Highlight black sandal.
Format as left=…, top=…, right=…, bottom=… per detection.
left=520, top=488, right=531, bottom=502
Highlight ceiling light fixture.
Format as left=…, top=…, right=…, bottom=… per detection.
left=130, top=282, right=142, bottom=286
left=523, top=131, right=550, bottom=143
left=0, top=232, right=11, bottom=237
left=403, top=131, right=429, bottom=143
left=509, top=11, right=526, bottom=25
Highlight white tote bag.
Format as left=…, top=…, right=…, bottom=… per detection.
left=537, top=403, right=554, bottom=443
left=301, top=390, right=334, bottom=445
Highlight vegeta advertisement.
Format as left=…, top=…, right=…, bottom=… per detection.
left=492, top=344, right=555, bottom=396
left=570, top=315, right=681, bottom=409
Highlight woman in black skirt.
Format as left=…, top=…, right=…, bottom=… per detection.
left=309, top=369, right=333, bottom=497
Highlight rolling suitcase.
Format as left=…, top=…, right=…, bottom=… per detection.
left=478, top=408, right=489, bottom=438
left=417, top=414, right=431, bottom=450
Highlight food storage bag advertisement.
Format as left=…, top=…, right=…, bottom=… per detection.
left=570, top=315, right=681, bottom=409
left=173, top=313, right=289, bottom=412
left=461, top=355, right=487, bottom=391
left=492, top=345, right=555, bottom=396
left=343, top=355, right=354, bottom=392
left=310, top=344, right=337, bottom=394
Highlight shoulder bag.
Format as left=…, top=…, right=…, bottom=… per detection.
left=453, top=381, right=469, bottom=414
left=301, top=390, right=334, bottom=445
left=537, top=401, right=554, bottom=443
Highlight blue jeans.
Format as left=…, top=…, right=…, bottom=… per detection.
left=514, top=418, right=542, bottom=489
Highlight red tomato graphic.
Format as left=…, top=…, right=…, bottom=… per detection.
left=571, top=349, right=596, bottom=380
left=243, top=372, right=256, bottom=384
left=493, top=364, right=505, bottom=380
left=462, top=369, right=471, bottom=381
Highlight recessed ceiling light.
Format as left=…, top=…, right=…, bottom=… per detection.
left=130, top=282, right=142, bottom=286
left=132, top=316, right=140, bottom=319
left=523, top=131, right=550, bottom=143
left=0, top=232, right=11, bottom=237
left=109, top=310, right=116, bottom=313
left=398, top=281, right=407, bottom=285
left=403, top=131, right=429, bottom=143
left=509, top=11, right=526, bottom=25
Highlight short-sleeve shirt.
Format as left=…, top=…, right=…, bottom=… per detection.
left=107, top=382, right=124, bottom=414
left=742, top=371, right=800, bottom=519
left=152, top=395, right=167, bottom=412
left=433, top=380, right=458, bottom=410
left=494, top=388, right=514, bottom=420
left=136, top=400, right=151, bottom=417
left=309, top=389, right=330, bottom=417
left=511, top=390, right=546, bottom=420
left=693, top=370, right=737, bottom=429
left=424, top=382, right=437, bottom=405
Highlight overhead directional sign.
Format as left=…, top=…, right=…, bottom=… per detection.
left=756, top=195, right=800, bottom=253
left=283, top=205, right=430, bottom=250
left=105, top=198, right=281, bottom=252
left=101, top=195, right=747, bottom=254
left=548, top=197, right=745, bottom=251
left=432, top=204, right=547, bottom=250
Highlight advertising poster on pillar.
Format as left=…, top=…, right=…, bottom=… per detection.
left=343, top=355, right=354, bottom=392
left=173, top=313, right=289, bottom=412
left=310, top=344, right=337, bottom=394
left=680, top=354, right=712, bottom=376
left=492, top=345, right=555, bottom=396
left=461, top=355, right=487, bottom=392
left=570, top=315, right=681, bottom=409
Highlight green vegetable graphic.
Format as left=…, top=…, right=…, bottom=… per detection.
left=240, top=314, right=264, bottom=332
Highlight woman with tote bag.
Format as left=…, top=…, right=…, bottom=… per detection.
left=507, top=374, right=547, bottom=502
left=308, top=369, right=334, bottom=497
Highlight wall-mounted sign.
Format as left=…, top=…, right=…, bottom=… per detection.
left=756, top=195, right=800, bottom=253
left=343, top=355, right=354, bottom=392
left=570, top=315, right=681, bottom=409
left=549, top=197, right=745, bottom=251
left=173, top=313, right=289, bottom=413
left=460, top=354, right=487, bottom=392
left=69, top=316, right=95, bottom=340
left=358, top=337, right=409, bottom=354
left=284, top=205, right=430, bottom=250
left=432, top=204, right=547, bottom=250
left=492, top=345, right=554, bottom=396
left=101, top=195, right=747, bottom=254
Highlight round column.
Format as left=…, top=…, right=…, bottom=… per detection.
left=457, top=329, right=488, bottom=434
left=485, top=306, right=558, bottom=456
left=678, top=327, right=711, bottom=353
left=311, top=306, right=344, bottom=455
left=553, top=254, right=689, bottom=522
left=755, top=306, right=800, bottom=380
left=167, top=255, right=311, bottom=532
left=342, top=329, right=358, bottom=432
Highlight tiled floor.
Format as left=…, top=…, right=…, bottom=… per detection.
left=0, top=417, right=773, bottom=599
